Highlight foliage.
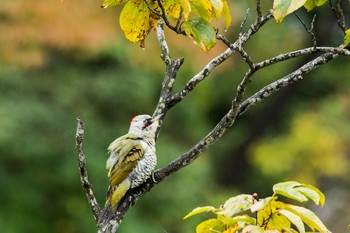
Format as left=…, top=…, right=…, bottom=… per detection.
left=273, top=0, right=327, bottom=23
left=184, top=181, right=330, bottom=233
left=102, top=0, right=231, bottom=50
left=102, top=0, right=350, bottom=50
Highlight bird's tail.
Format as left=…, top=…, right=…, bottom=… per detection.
left=97, top=198, right=114, bottom=228
left=97, top=182, right=130, bottom=230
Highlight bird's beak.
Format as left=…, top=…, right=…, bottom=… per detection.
left=151, top=114, right=163, bottom=123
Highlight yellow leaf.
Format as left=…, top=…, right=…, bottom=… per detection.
left=273, top=181, right=326, bottom=206
left=162, top=0, right=191, bottom=20
left=196, top=219, right=225, bottom=233
left=273, top=0, right=307, bottom=23
left=344, top=29, right=350, bottom=46
left=242, top=225, right=264, bottom=233
left=222, top=0, right=231, bottom=29
left=210, top=0, right=223, bottom=19
left=267, top=212, right=291, bottom=231
left=119, top=0, right=159, bottom=43
left=183, top=206, right=216, bottom=219
left=303, top=0, right=327, bottom=11
left=190, top=0, right=213, bottom=22
left=286, top=205, right=330, bottom=232
left=279, top=209, right=305, bottom=233
left=214, top=194, right=253, bottom=217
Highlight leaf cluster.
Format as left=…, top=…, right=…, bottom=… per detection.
left=102, top=0, right=231, bottom=50
left=273, top=0, right=327, bottom=23
left=184, top=181, right=330, bottom=233
left=102, top=0, right=350, bottom=50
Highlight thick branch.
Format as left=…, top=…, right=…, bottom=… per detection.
left=75, top=117, right=101, bottom=222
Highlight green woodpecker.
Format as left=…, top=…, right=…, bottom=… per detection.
left=98, top=114, right=160, bottom=225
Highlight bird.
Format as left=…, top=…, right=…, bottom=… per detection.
left=98, top=114, right=161, bottom=227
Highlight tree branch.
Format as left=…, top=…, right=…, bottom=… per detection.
left=255, top=47, right=350, bottom=69
left=329, top=0, right=347, bottom=34
left=153, top=20, right=184, bottom=137
left=154, top=20, right=184, bottom=117
left=238, top=51, right=345, bottom=116
left=294, top=13, right=317, bottom=47
left=75, top=117, right=101, bottom=222
left=166, top=46, right=235, bottom=108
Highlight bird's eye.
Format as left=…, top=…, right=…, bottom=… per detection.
left=143, top=118, right=152, bottom=129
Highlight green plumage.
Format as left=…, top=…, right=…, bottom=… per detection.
left=98, top=114, right=159, bottom=230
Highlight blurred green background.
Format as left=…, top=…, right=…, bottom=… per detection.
left=0, top=0, right=349, bottom=232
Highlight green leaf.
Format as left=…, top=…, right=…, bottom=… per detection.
left=214, top=194, right=253, bottom=217
left=196, top=218, right=225, bottom=233
left=273, top=181, right=325, bottom=205
left=101, top=0, right=126, bottom=8
left=344, top=29, right=350, bottom=46
left=182, top=18, right=217, bottom=51
left=279, top=209, right=306, bottom=233
left=183, top=206, right=216, bottom=219
left=286, top=205, right=330, bottom=232
left=273, top=0, right=307, bottom=23
left=304, top=0, right=327, bottom=11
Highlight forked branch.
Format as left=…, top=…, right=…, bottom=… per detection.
left=76, top=3, right=350, bottom=233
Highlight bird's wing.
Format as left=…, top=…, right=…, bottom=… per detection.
left=108, top=137, right=144, bottom=187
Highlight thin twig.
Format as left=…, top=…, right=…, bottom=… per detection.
left=239, top=8, right=250, bottom=37
left=294, top=13, right=317, bottom=47
left=256, top=0, right=262, bottom=20
left=243, top=10, right=273, bottom=44
left=155, top=0, right=185, bottom=35
left=237, top=46, right=255, bottom=69
left=175, top=7, right=183, bottom=31
left=75, top=117, right=101, bottom=222
left=145, top=0, right=162, bottom=17
left=217, top=33, right=231, bottom=47
left=238, top=52, right=341, bottom=116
